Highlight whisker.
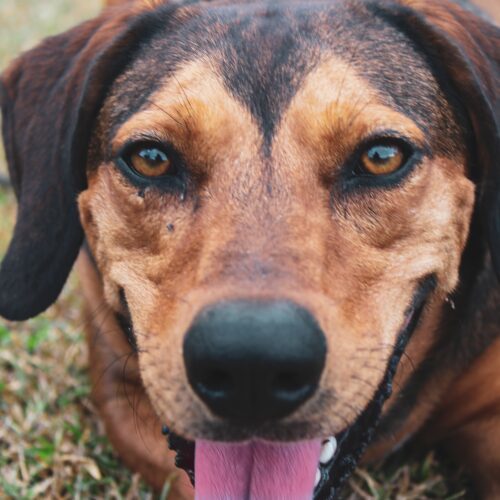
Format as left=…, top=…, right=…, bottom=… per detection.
left=147, top=99, right=188, bottom=131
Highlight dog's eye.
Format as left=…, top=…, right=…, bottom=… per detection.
left=359, top=143, right=406, bottom=176
left=127, top=146, right=172, bottom=177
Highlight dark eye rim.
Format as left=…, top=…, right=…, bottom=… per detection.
left=115, top=139, right=186, bottom=191
left=343, top=133, right=426, bottom=190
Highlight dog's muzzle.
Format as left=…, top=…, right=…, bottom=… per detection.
left=167, top=277, right=437, bottom=499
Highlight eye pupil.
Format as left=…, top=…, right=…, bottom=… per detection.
left=368, top=146, right=397, bottom=164
left=360, top=141, right=407, bottom=176
left=122, top=144, right=173, bottom=178
left=139, top=148, right=168, bottom=165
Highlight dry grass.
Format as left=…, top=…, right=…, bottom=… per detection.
left=0, top=1, right=471, bottom=499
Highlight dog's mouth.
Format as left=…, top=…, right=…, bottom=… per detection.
left=163, top=276, right=436, bottom=499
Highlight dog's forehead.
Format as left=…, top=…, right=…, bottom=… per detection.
left=99, top=0, right=462, bottom=153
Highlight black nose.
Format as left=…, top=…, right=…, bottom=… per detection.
left=183, top=300, right=326, bottom=424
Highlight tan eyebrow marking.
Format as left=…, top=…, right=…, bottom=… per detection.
left=277, top=56, right=425, bottom=170
left=113, top=58, right=260, bottom=152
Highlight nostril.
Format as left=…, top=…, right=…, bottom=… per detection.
left=274, top=371, right=304, bottom=391
left=199, top=369, right=232, bottom=395
left=273, top=371, right=314, bottom=400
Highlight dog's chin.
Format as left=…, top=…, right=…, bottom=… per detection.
left=164, top=276, right=436, bottom=499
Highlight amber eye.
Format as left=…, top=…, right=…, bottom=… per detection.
left=360, top=143, right=406, bottom=175
left=128, top=146, right=172, bottom=177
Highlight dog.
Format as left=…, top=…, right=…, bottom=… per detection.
left=0, top=0, right=498, bottom=498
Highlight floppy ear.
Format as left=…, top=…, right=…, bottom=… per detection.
left=374, top=0, right=499, bottom=277
left=0, top=3, right=169, bottom=321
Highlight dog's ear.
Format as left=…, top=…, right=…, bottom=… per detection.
left=374, top=0, right=499, bottom=278
left=0, top=4, right=168, bottom=321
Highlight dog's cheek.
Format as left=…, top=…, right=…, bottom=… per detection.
left=78, top=168, right=152, bottom=312
left=448, top=173, right=476, bottom=260
left=432, top=164, right=475, bottom=293
left=358, top=157, right=474, bottom=294
left=79, top=189, right=100, bottom=253
left=78, top=176, right=122, bottom=312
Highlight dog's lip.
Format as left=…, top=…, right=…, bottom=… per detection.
left=164, top=275, right=436, bottom=498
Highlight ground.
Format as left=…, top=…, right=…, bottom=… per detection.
left=0, top=1, right=471, bottom=498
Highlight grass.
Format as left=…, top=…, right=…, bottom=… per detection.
left=0, top=1, right=471, bottom=499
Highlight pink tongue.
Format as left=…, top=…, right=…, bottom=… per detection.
left=195, top=439, right=321, bottom=499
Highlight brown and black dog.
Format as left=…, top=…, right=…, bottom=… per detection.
left=0, top=0, right=499, bottom=498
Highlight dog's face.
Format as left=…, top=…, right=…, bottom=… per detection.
left=80, top=0, right=475, bottom=440
left=0, top=0, right=498, bottom=497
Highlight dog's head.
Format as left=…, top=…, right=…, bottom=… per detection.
left=1, top=0, right=498, bottom=497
